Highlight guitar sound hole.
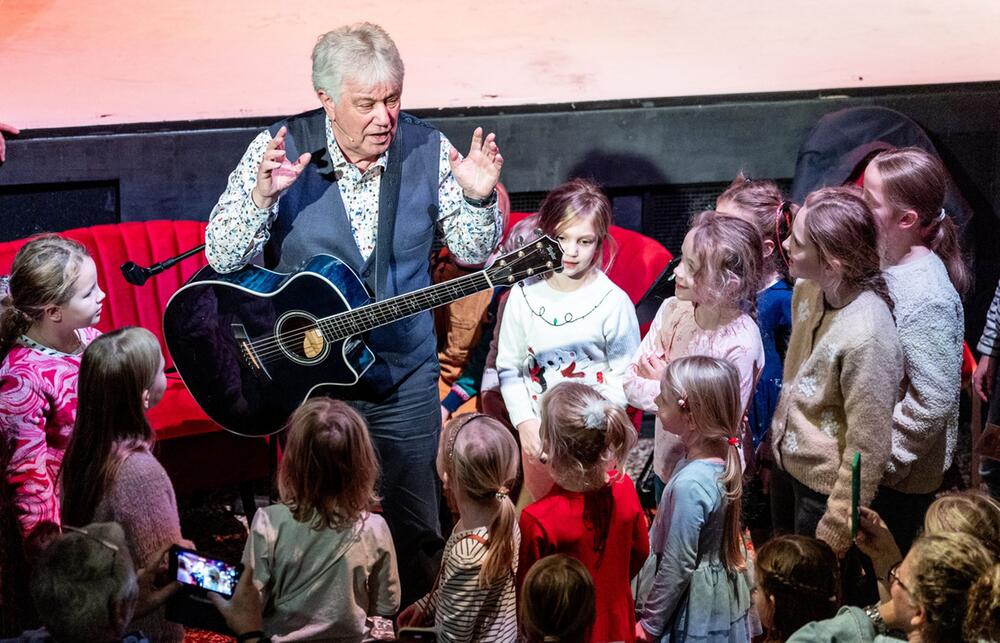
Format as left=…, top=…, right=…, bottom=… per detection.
left=276, top=311, right=329, bottom=365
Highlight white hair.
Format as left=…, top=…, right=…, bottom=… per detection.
left=311, top=22, right=405, bottom=100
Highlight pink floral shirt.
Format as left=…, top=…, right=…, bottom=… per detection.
left=624, top=298, right=763, bottom=480
left=0, top=327, right=101, bottom=539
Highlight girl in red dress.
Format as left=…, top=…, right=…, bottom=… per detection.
left=518, top=381, right=649, bottom=643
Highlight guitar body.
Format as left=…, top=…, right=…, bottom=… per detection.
left=163, top=255, right=376, bottom=436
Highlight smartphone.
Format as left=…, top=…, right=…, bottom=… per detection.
left=168, top=545, right=242, bottom=598
left=850, top=452, right=861, bottom=540
left=398, top=627, right=438, bottom=642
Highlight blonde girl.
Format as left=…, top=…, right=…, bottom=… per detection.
left=624, top=211, right=765, bottom=498
left=861, top=147, right=967, bottom=551
left=636, top=356, right=751, bottom=643
left=398, top=413, right=519, bottom=641
left=243, top=397, right=399, bottom=640
left=497, top=179, right=640, bottom=502
left=60, top=326, right=181, bottom=642
left=0, top=235, right=104, bottom=546
left=519, top=382, right=648, bottom=643
left=770, top=187, right=903, bottom=555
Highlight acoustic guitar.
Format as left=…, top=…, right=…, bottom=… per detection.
left=163, top=236, right=562, bottom=436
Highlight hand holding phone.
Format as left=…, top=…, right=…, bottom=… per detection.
left=169, top=545, right=243, bottom=598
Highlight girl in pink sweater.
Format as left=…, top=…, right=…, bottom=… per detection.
left=0, top=235, right=104, bottom=547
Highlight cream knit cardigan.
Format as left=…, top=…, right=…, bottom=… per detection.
left=771, top=280, right=903, bottom=552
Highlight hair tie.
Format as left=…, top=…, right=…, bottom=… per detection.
left=582, top=399, right=609, bottom=431
left=727, top=437, right=740, bottom=446
left=495, top=485, right=509, bottom=501
left=937, top=208, right=946, bottom=222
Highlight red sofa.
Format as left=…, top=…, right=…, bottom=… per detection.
left=0, top=220, right=268, bottom=493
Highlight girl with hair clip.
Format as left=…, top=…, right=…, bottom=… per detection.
left=59, top=326, right=184, bottom=642
left=861, top=147, right=967, bottom=552
left=753, top=535, right=840, bottom=643
left=520, top=554, right=597, bottom=643
left=242, top=397, right=399, bottom=641
left=518, top=381, right=648, bottom=643
left=398, top=413, right=519, bottom=641
left=496, top=178, right=640, bottom=502
left=0, top=235, right=104, bottom=547
left=636, top=356, right=752, bottom=643
left=624, top=211, right=765, bottom=500
left=769, top=187, right=903, bottom=558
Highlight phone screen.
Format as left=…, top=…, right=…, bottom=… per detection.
left=173, top=548, right=241, bottom=597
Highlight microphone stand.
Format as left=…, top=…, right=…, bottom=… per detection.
left=120, top=243, right=206, bottom=286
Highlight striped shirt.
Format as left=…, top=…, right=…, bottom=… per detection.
left=978, top=278, right=1000, bottom=357
left=414, top=525, right=519, bottom=642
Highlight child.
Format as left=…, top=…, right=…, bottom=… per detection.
left=518, top=381, right=648, bottom=643
left=624, top=211, right=764, bottom=496
left=636, top=356, right=752, bottom=643
left=59, top=326, right=183, bottom=642
left=754, top=535, right=840, bottom=643
left=862, top=147, right=967, bottom=551
left=242, top=397, right=399, bottom=641
left=769, top=187, right=903, bottom=555
left=715, top=175, right=795, bottom=452
left=519, top=554, right=596, bottom=643
left=0, top=235, right=104, bottom=546
left=398, top=413, right=519, bottom=641
left=497, top=179, right=640, bottom=501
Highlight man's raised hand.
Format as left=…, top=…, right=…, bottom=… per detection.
left=450, top=127, right=503, bottom=201
left=252, top=126, right=311, bottom=209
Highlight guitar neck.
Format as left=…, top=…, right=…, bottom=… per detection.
left=318, top=270, right=495, bottom=340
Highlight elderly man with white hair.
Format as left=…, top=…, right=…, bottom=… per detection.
left=205, top=22, right=504, bottom=602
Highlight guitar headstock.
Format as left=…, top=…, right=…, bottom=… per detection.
left=486, top=235, right=563, bottom=286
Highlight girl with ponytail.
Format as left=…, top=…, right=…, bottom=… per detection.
left=862, top=147, right=967, bottom=551
left=636, top=356, right=752, bottom=643
left=398, top=413, right=520, bottom=640
left=518, top=381, right=648, bottom=643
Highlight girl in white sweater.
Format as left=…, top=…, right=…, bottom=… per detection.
left=862, top=147, right=967, bottom=551
left=496, top=179, right=640, bottom=501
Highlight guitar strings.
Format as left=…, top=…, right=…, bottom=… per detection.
left=247, top=247, right=551, bottom=362
left=246, top=246, right=557, bottom=364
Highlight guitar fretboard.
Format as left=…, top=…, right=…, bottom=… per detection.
left=317, top=271, right=493, bottom=340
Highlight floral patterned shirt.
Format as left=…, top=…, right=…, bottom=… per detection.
left=205, top=117, right=501, bottom=273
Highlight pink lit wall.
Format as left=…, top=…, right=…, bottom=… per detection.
left=2, top=0, right=999, bottom=129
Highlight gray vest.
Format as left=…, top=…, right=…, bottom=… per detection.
left=264, top=109, right=440, bottom=392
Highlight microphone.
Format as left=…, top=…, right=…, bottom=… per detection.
left=120, top=244, right=206, bottom=286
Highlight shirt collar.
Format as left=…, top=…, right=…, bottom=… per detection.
left=324, top=117, right=388, bottom=180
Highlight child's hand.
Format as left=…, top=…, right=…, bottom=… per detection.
left=854, top=506, right=902, bottom=579
left=635, top=622, right=654, bottom=642
left=635, top=352, right=667, bottom=380
left=396, top=603, right=425, bottom=628
left=517, top=419, right=544, bottom=461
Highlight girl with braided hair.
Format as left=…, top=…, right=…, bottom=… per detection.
left=754, top=535, right=840, bottom=642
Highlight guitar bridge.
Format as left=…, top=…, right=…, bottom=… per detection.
left=232, top=323, right=271, bottom=381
